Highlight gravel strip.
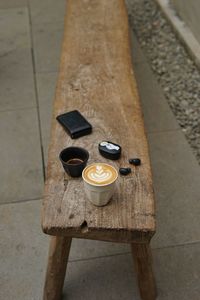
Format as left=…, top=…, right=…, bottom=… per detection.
left=127, top=0, right=200, bottom=163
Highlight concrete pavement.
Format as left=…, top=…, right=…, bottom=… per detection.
left=0, top=1, right=200, bottom=299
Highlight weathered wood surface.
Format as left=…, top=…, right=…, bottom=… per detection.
left=43, top=236, right=72, bottom=300
left=131, top=243, right=157, bottom=300
left=42, top=0, right=155, bottom=243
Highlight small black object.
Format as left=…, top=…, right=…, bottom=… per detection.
left=119, top=167, right=131, bottom=175
left=56, top=110, right=92, bottom=139
left=98, top=141, right=121, bottom=160
left=129, top=158, right=141, bottom=166
left=59, top=147, right=89, bottom=177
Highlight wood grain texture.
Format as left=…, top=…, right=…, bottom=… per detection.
left=43, top=236, right=72, bottom=300
left=131, top=243, right=157, bottom=300
left=42, top=0, right=156, bottom=243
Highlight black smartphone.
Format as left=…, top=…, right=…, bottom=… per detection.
left=56, top=110, right=92, bottom=139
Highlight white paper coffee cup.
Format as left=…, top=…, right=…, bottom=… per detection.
left=82, top=163, right=118, bottom=206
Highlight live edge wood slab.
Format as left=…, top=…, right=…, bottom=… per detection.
left=42, top=1, right=156, bottom=299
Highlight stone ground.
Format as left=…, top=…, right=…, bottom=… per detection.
left=0, top=1, right=200, bottom=300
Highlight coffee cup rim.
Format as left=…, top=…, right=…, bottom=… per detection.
left=59, top=146, right=89, bottom=166
left=82, top=162, right=118, bottom=187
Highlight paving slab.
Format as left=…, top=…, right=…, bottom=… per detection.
left=63, top=242, right=200, bottom=300
left=64, top=254, right=139, bottom=300
left=154, top=242, right=200, bottom=300
left=29, top=0, right=66, bottom=25
left=130, top=31, right=147, bottom=64
left=36, top=72, right=57, bottom=164
left=0, top=108, right=43, bottom=203
left=32, top=22, right=64, bottom=73
left=0, top=200, right=48, bottom=300
left=0, top=7, right=30, bottom=51
left=70, top=239, right=129, bottom=262
left=148, top=130, right=200, bottom=248
left=130, top=31, right=180, bottom=133
left=0, top=69, right=36, bottom=112
left=134, top=62, right=180, bottom=133
left=0, top=0, right=27, bottom=9
left=0, top=7, right=36, bottom=111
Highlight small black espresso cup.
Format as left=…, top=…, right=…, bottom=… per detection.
left=59, top=147, right=89, bottom=177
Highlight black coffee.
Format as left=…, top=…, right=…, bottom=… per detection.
left=67, top=158, right=84, bottom=165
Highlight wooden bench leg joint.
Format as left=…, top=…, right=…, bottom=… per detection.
left=131, top=243, right=157, bottom=300
left=43, top=236, right=72, bottom=300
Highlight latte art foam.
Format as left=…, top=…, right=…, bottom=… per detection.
left=83, top=163, right=118, bottom=186
left=89, top=165, right=113, bottom=183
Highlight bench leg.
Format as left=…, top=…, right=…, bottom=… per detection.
left=43, top=236, right=72, bottom=300
left=131, top=243, right=157, bottom=300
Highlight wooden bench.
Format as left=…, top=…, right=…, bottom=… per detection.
left=42, top=1, right=156, bottom=299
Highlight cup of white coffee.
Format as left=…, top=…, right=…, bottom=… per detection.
left=82, top=163, right=118, bottom=206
